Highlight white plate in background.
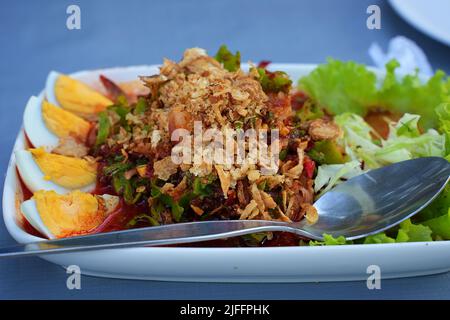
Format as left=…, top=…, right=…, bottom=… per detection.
left=390, top=0, right=450, bottom=47
left=3, top=64, right=450, bottom=282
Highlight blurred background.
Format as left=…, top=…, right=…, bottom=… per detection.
left=1, top=0, right=450, bottom=299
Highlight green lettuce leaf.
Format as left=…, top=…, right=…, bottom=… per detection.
left=363, top=233, right=396, bottom=244
left=314, top=160, right=364, bottom=194
left=298, top=59, right=378, bottom=115
left=416, top=185, right=450, bottom=221
left=362, top=220, right=433, bottom=243
left=378, top=60, right=450, bottom=129
left=435, top=103, right=450, bottom=156
left=334, top=113, right=382, bottom=168
left=375, top=114, right=446, bottom=163
left=335, top=113, right=446, bottom=168
left=396, top=219, right=433, bottom=242
left=309, top=233, right=349, bottom=246
left=299, top=59, right=450, bottom=129
left=312, top=220, right=434, bottom=245
left=422, top=209, right=450, bottom=240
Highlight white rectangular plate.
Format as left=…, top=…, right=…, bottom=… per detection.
left=3, top=64, right=450, bottom=282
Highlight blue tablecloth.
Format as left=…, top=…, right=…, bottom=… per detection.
left=1, top=0, right=449, bottom=299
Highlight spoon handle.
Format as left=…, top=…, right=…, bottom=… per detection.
left=0, top=220, right=317, bottom=258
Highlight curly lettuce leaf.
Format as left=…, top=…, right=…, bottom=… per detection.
left=314, top=160, right=364, bottom=194
left=389, top=113, right=421, bottom=138
left=422, top=209, right=450, bottom=240
left=335, top=113, right=446, bottom=168
left=396, top=219, right=433, bottom=242
left=313, top=220, right=433, bottom=245
left=415, top=184, right=449, bottom=221
left=299, top=59, right=378, bottom=115
left=436, top=103, right=450, bottom=156
left=379, top=60, right=450, bottom=129
left=309, top=234, right=349, bottom=246
left=363, top=220, right=433, bottom=244
left=334, top=113, right=382, bottom=168
left=299, top=59, right=450, bottom=129
left=375, top=113, right=446, bottom=163
left=363, top=233, right=396, bottom=244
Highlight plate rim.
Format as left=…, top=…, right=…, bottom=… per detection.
left=389, top=0, right=450, bottom=47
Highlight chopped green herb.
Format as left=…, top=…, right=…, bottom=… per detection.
left=215, top=45, right=241, bottom=72
left=151, top=185, right=184, bottom=222
left=95, top=111, right=111, bottom=146
left=178, top=192, right=197, bottom=209
left=307, top=140, right=347, bottom=165
left=193, top=177, right=213, bottom=197
left=150, top=201, right=164, bottom=221
left=127, top=214, right=159, bottom=228
left=134, top=97, right=148, bottom=115
left=113, top=174, right=135, bottom=204
left=106, top=94, right=131, bottom=131
left=256, top=68, right=292, bottom=93
left=103, top=162, right=132, bottom=176
left=170, top=202, right=184, bottom=222
left=234, top=121, right=243, bottom=129
left=109, top=104, right=130, bottom=129
left=257, top=180, right=267, bottom=191
left=295, top=100, right=324, bottom=122
left=279, top=149, right=288, bottom=161
left=178, top=176, right=215, bottom=210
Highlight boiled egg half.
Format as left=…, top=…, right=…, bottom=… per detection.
left=23, top=95, right=91, bottom=152
left=45, top=71, right=113, bottom=119
left=16, top=148, right=97, bottom=194
left=21, top=190, right=119, bottom=239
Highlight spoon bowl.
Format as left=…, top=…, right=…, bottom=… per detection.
left=305, top=157, right=450, bottom=240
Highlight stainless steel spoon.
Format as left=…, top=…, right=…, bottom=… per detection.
left=0, top=157, right=449, bottom=258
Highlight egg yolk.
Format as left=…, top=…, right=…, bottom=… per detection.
left=33, top=190, right=107, bottom=238
left=42, top=100, right=91, bottom=142
left=30, top=148, right=97, bottom=189
left=54, top=74, right=113, bottom=116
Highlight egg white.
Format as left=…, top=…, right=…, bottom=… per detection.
left=45, top=71, right=61, bottom=107
left=21, top=194, right=120, bottom=239
left=21, top=199, right=54, bottom=239
left=15, top=150, right=96, bottom=194
left=23, top=95, right=60, bottom=152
